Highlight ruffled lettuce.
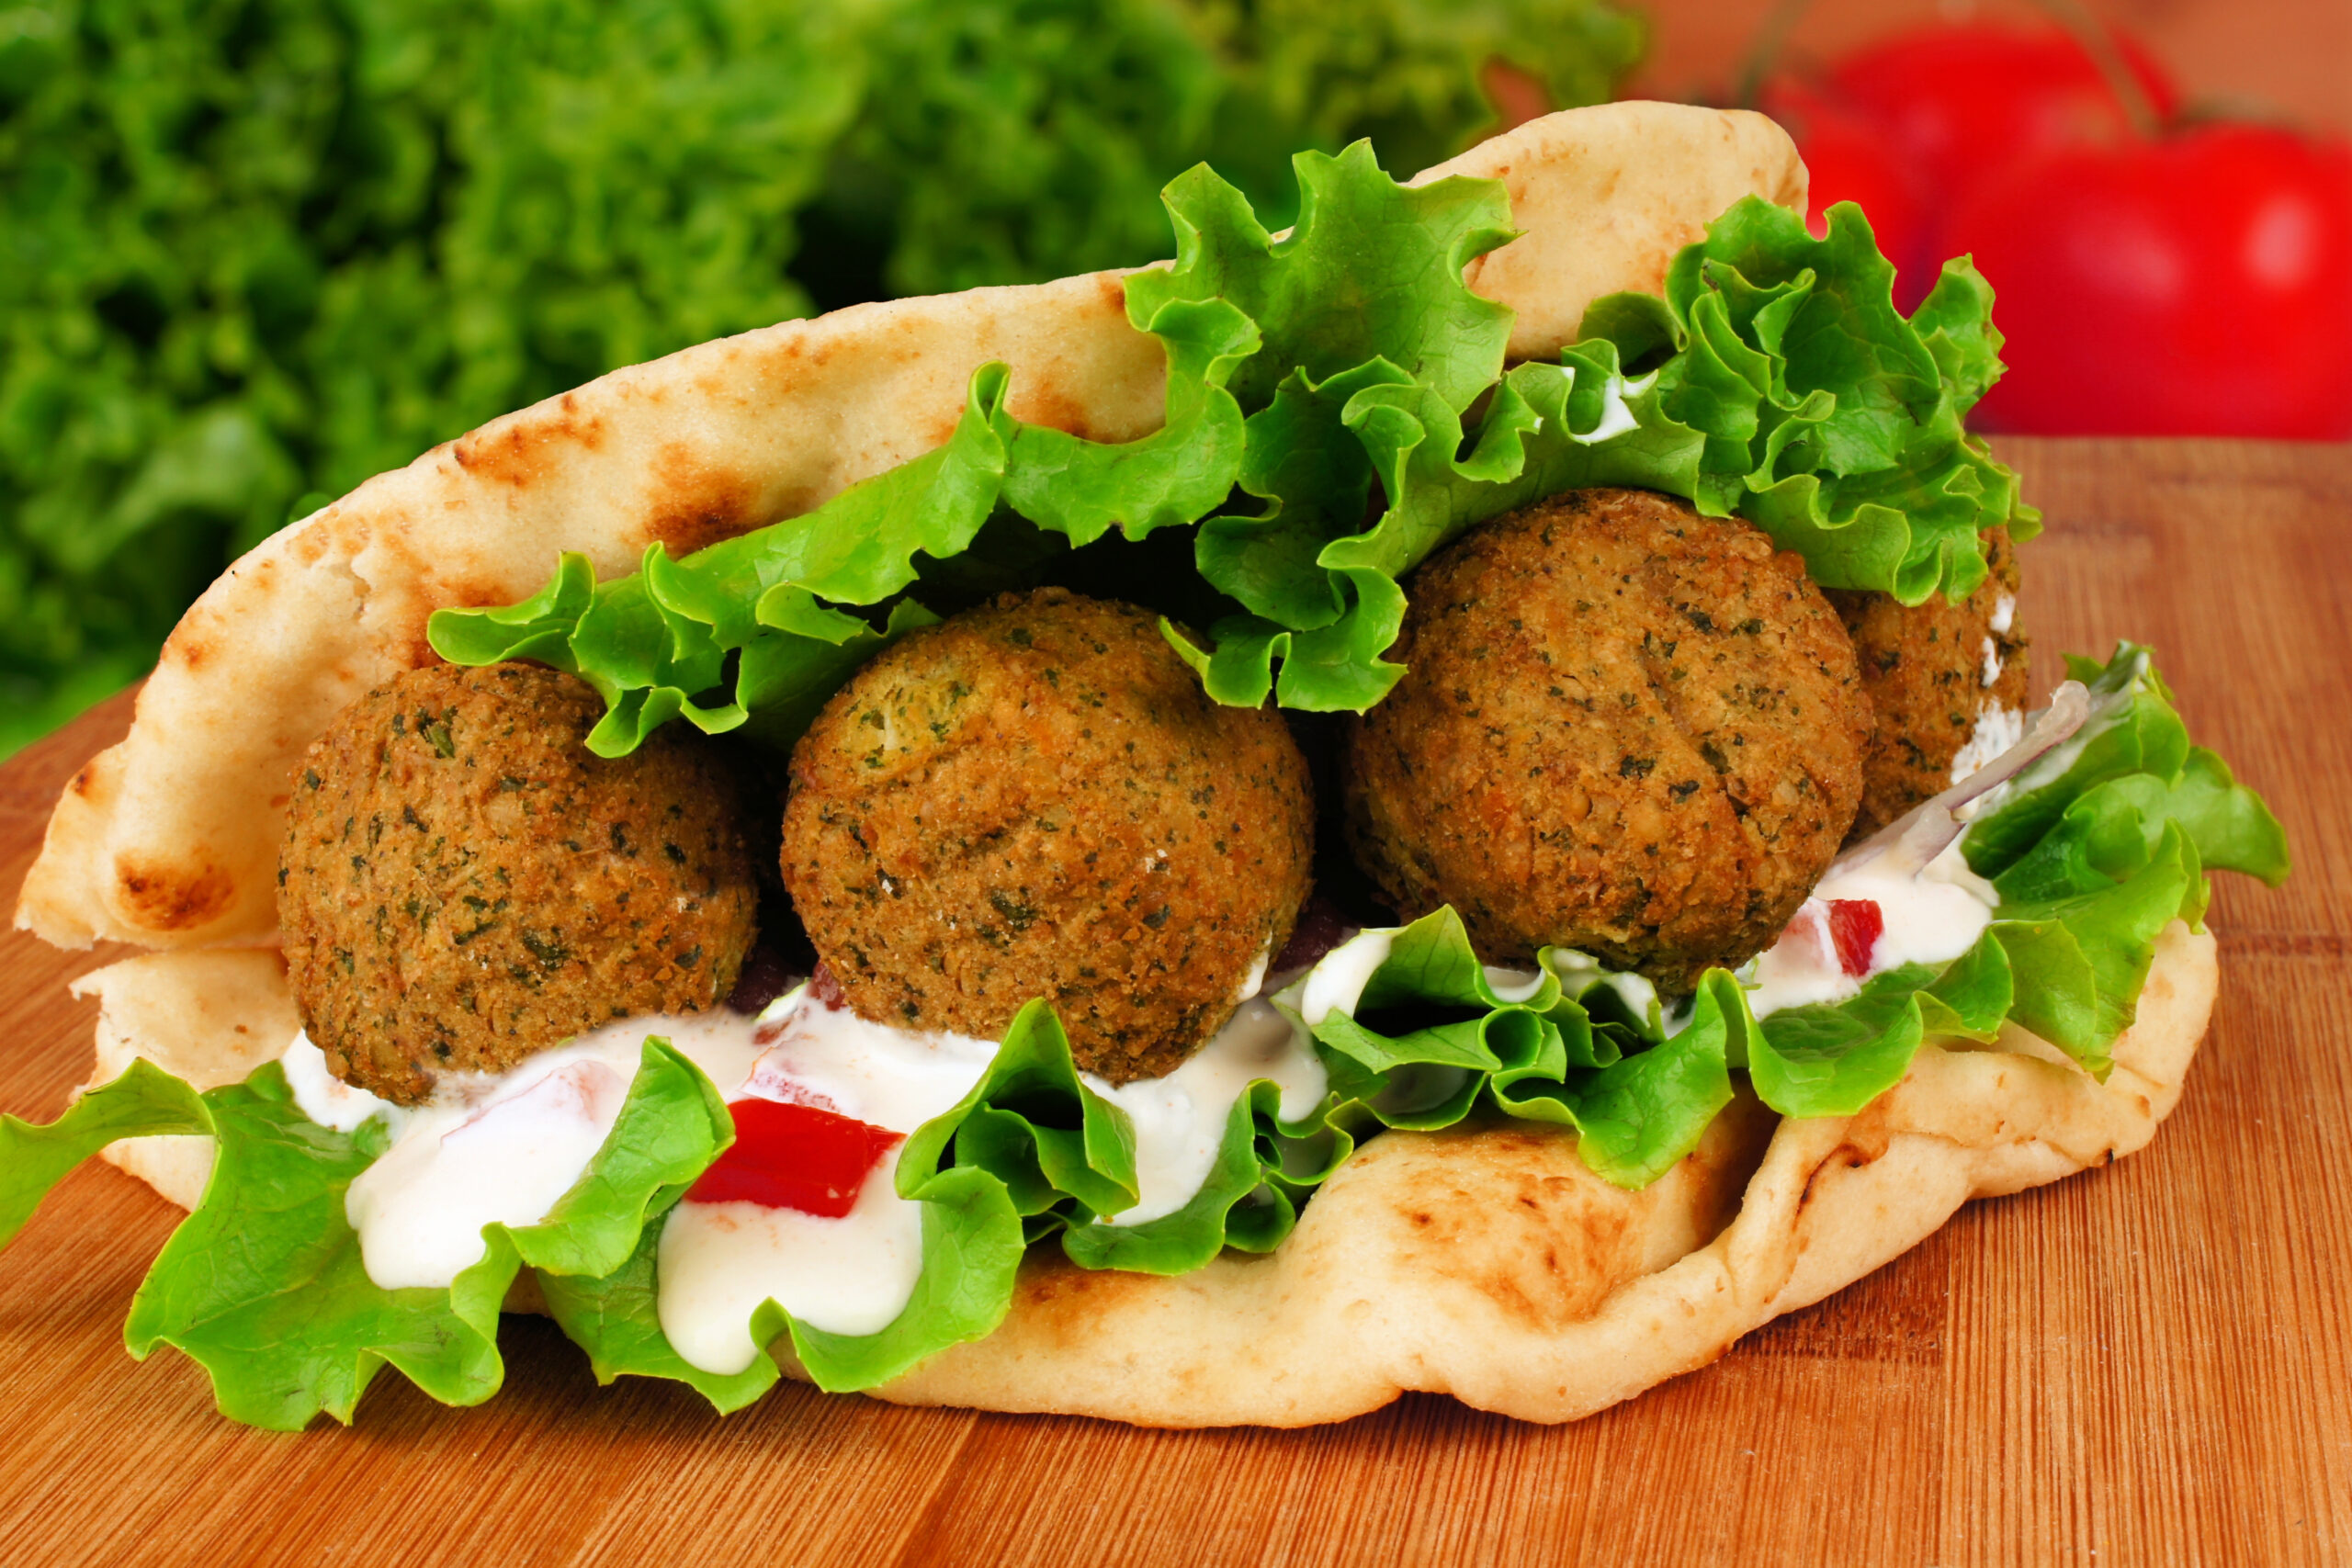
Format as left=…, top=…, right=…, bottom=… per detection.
left=1577, top=199, right=2037, bottom=605
left=0, top=1041, right=729, bottom=1429
left=430, top=149, right=2032, bottom=748
left=1747, top=644, right=2286, bottom=1104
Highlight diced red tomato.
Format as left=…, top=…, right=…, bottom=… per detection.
left=687, top=1097, right=902, bottom=1218
left=1826, top=899, right=1884, bottom=977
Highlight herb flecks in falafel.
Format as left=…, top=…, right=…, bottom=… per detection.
left=1829, top=526, right=2031, bottom=837
left=781, top=589, right=1315, bottom=1084
left=278, top=662, right=759, bottom=1105
left=1343, top=488, right=1870, bottom=993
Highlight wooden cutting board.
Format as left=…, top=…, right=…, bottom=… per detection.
left=0, top=438, right=2344, bottom=1566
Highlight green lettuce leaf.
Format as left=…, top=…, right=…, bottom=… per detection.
left=0, top=1060, right=209, bottom=1249
left=1306, top=910, right=1731, bottom=1189
left=428, top=252, right=1264, bottom=758
left=1125, top=141, right=1516, bottom=415
left=1966, top=644, right=2287, bottom=887
left=1577, top=199, right=2037, bottom=606
left=430, top=157, right=2031, bottom=736
left=122, top=1066, right=516, bottom=1430
left=0, top=1041, right=726, bottom=1430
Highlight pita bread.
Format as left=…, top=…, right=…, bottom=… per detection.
left=11, top=100, right=2224, bottom=1426
left=67, top=923, right=2215, bottom=1422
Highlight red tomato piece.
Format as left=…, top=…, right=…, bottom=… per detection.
left=688, top=1097, right=903, bottom=1218
left=1827, top=22, right=2177, bottom=210
left=1826, top=899, right=1884, bottom=978
left=1948, top=126, right=2352, bottom=438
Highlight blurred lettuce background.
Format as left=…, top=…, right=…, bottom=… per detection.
left=0, top=0, right=1642, bottom=755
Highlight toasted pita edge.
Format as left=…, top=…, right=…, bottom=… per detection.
left=66, top=921, right=2214, bottom=1426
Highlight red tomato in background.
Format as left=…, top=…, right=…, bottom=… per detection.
left=1826, top=23, right=2179, bottom=210
left=1949, top=126, right=2352, bottom=439
left=1759, top=78, right=1931, bottom=304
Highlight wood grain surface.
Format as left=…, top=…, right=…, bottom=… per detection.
left=0, top=438, right=2344, bottom=1567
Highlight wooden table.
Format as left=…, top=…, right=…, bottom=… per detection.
left=0, top=438, right=2344, bottom=1565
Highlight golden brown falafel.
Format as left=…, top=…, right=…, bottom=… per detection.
left=279, top=662, right=758, bottom=1104
left=1828, top=526, right=2030, bottom=836
left=781, top=588, right=1314, bottom=1083
left=1343, top=488, right=1869, bottom=992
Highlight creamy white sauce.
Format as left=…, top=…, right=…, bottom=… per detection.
left=282, top=1032, right=390, bottom=1133
left=1083, top=997, right=1327, bottom=1226
left=659, top=1169, right=927, bottom=1371
left=1482, top=964, right=1546, bottom=1004
left=346, top=1035, right=637, bottom=1290
left=1980, top=635, right=2004, bottom=687
left=1990, top=592, right=2017, bottom=636
left=1951, top=703, right=2025, bottom=784
left=655, top=996, right=997, bottom=1372
left=284, top=1011, right=768, bottom=1292
left=1741, top=836, right=1998, bottom=1019
left=1299, top=929, right=1396, bottom=1026
left=1548, top=363, right=1657, bottom=446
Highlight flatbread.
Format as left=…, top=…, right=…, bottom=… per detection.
left=11, top=99, right=2224, bottom=1426
left=68, top=924, right=2216, bottom=1423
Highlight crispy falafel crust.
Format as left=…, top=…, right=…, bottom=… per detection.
left=1344, top=489, right=1869, bottom=992
left=278, top=662, right=757, bottom=1104
left=781, top=589, right=1314, bottom=1083
left=1830, top=526, right=2030, bottom=835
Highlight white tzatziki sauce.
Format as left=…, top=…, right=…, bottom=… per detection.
left=283, top=1012, right=766, bottom=1292
left=1082, top=994, right=1327, bottom=1227
left=1298, top=928, right=1396, bottom=1026
left=655, top=995, right=998, bottom=1374
left=1741, top=836, right=2000, bottom=1018
left=1950, top=704, right=2025, bottom=783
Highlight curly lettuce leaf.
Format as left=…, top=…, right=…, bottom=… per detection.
left=1125, top=141, right=1516, bottom=415
left=0, top=1060, right=209, bottom=1248
left=1577, top=199, right=2036, bottom=606
left=1306, top=910, right=1732, bottom=1189
left=116, top=1065, right=507, bottom=1430
left=1000, top=295, right=1260, bottom=545
left=428, top=270, right=1262, bottom=757
left=1966, top=644, right=2288, bottom=889
left=1059, top=1047, right=1351, bottom=1274
left=19, top=1042, right=729, bottom=1430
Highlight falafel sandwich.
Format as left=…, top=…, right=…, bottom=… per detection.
left=2, top=101, right=2287, bottom=1428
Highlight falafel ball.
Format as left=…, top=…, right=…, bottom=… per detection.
left=1827, top=526, right=2030, bottom=836
left=279, top=661, right=758, bottom=1105
left=1343, top=488, right=1870, bottom=992
left=780, top=588, right=1315, bottom=1084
